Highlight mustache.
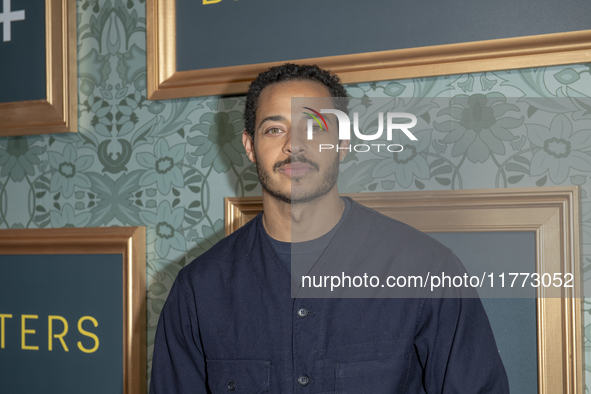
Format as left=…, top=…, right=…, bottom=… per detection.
left=273, top=155, right=319, bottom=172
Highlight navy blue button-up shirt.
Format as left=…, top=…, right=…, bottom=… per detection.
left=150, top=200, right=509, bottom=393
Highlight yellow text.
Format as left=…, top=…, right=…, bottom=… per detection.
left=0, top=314, right=99, bottom=353
left=77, top=316, right=100, bottom=353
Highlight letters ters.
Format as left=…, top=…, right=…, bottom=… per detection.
left=0, top=313, right=100, bottom=353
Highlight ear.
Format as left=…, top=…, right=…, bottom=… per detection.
left=337, top=139, right=349, bottom=162
left=242, top=130, right=256, bottom=163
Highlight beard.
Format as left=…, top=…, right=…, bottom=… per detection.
left=255, top=152, right=340, bottom=205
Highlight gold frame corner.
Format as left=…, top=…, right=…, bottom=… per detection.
left=0, top=0, right=77, bottom=136
left=147, top=0, right=591, bottom=100
left=224, top=187, right=583, bottom=393
left=0, top=226, right=147, bottom=394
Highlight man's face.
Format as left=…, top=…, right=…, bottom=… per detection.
left=242, top=80, right=347, bottom=205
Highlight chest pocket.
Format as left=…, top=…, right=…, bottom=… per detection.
left=206, top=359, right=271, bottom=394
left=335, top=355, right=411, bottom=394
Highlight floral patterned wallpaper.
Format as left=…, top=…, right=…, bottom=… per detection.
left=1, top=0, right=590, bottom=390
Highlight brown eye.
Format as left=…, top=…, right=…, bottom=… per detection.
left=266, top=127, right=282, bottom=134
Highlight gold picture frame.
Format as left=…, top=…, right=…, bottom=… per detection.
left=0, top=226, right=146, bottom=394
left=0, top=0, right=77, bottom=136
left=225, top=186, right=583, bottom=393
left=147, top=0, right=591, bottom=100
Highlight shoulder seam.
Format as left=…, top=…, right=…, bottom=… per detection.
left=177, top=269, right=199, bottom=327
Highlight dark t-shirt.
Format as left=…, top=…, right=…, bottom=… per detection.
left=265, top=197, right=352, bottom=278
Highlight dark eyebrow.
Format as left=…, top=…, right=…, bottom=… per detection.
left=257, top=115, right=287, bottom=130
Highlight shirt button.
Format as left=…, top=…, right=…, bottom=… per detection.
left=298, top=374, right=310, bottom=386
left=227, top=381, right=235, bottom=391
left=297, top=308, right=309, bottom=318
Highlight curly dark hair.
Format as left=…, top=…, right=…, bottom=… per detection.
left=243, top=63, right=349, bottom=141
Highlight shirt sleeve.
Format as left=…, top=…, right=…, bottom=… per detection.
left=149, top=269, right=209, bottom=394
left=414, top=254, right=510, bottom=393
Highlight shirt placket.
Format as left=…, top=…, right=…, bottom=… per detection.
left=292, top=298, right=334, bottom=393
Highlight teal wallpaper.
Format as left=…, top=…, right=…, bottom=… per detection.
left=1, top=0, right=590, bottom=389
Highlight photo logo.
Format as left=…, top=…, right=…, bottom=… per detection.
left=302, top=107, right=329, bottom=133
left=303, top=108, right=417, bottom=153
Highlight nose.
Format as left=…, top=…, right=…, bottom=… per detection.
left=283, top=127, right=308, bottom=156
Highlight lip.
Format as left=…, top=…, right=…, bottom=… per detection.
left=279, top=162, right=314, bottom=177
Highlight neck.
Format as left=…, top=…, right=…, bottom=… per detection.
left=262, top=188, right=344, bottom=243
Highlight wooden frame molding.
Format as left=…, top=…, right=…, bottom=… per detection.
left=0, top=0, right=77, bottom=136
left=147, top=0, right=591, bottom=99
left=0, top=227, right=146, bottom=394
left=225, top=186, right=583, bottom=393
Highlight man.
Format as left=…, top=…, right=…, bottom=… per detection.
left=150, top=63, right=509, bottom=393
